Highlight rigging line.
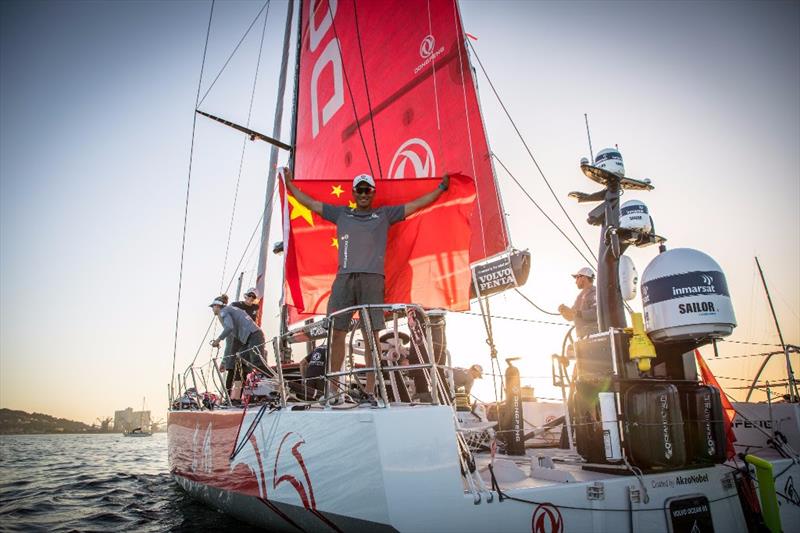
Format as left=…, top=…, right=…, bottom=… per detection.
left=190, top=214, right=265, bottom=369
left=326, top=0, right=376, bottom=178
left=467, top=39, right=597, bottom=263
left=514, top=288, right=561, bottom=316
left=222, top=214, right=265, bottom=298
left=705, top=350, right=784, bottom=361
left=172, top=0, right=216, bottom=399
left=350, top=0, right=382, bottom=178
left=493, top=152, right=596, bottom=268
left=720, top=339, right=783, bottom=347
left=197, top=1, right=270, bottom=107
left=219, top=3, right=271, bottom=292
left=456, top=311, right=570, bottom=327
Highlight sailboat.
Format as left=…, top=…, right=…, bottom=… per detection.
left=168, top=1, right=799, bottom=531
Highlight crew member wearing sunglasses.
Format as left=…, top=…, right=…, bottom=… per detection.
left=283, top=167, right=449, bottom=402
left=231, top=287, right=260, bottom=323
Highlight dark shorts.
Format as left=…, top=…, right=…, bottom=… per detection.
left=327, top=273, right=386, bottom=331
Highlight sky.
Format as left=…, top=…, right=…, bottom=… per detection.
left=1, top=0, right=798, bottom=425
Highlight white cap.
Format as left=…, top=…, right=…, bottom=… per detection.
left=209, top=298, right=226, bottom=307
left=571, top=267, right=595, bottom=279
left=352, top=174, right=375, bottom=189
left=244, top=287, right=258, bottom=297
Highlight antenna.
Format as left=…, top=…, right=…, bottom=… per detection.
left=584, top=113, right=594, bottom=162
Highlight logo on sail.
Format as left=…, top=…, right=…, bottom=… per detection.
left=388, top=138, right=436, bottom=179
left=414, top=35, right=445, bottom=74
left=419, top=35, right=435, bottom=58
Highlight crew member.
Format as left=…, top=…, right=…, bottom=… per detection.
left=232, top=287, right=260, bottom=322
left=209, top=295, right=242, bottom=397
left=452, top=364, right=483, bottom=396
left=558, top=267, right=598, bottom=338
left=209, top=297, right=266, bottom=374
left=283, top=167, right=448, bottom=401
left=299, top=345, right=327, bottom=395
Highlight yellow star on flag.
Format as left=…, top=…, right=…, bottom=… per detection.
left=348, top=200, right=357, bottom=209
left=331, top=237, right=339, bottom=249
left=331, top=184, right=344, bottom=198
left=288, top=195, right=314, bottom=226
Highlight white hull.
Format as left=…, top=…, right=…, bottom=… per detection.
left=169, top=404, right=751, bottom=532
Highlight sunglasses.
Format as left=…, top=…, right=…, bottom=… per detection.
left=245, top=293, right=256, bottom=298
left=354, top=187, right=374, bottom=195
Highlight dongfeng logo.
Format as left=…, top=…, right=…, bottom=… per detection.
left=388, top=138, right=436, bottom=179
left=419, top=35, right=435, bottom=58
left=414, top=35, right=445, bottom=74
left=660, top=394, right=673, bottom=460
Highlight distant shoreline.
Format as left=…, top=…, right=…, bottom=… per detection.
left=0, top=431, right=166, bottom=436
left=0, top=407, right=164, bottom=436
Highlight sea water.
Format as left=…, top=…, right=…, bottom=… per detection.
left=0, top=434, right=262, bottom=532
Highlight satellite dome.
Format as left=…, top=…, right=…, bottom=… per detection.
left=641, top=248, right=736, bottom=343
left=620, top=199, right=653, bottom=234
left=595, top=148, right=625, bottom=177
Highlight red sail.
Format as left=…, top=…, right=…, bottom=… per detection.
left=293, top=0, right=507, bottom=261
left=282, top=175, right=476, bottom=316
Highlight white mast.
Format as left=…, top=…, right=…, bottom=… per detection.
left=254, top=0, right=296, bottom=316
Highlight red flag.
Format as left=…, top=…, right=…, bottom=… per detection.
left=695, top=349, right=737, bottom=459
left=281, top=174, right=476, bottom=319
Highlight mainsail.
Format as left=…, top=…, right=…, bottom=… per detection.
left=286, top=0, right=509, bottom=316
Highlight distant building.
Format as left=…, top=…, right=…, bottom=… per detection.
left=113, top=407, right=151, bottom=432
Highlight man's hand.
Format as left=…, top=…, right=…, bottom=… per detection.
left=442, top=173, right=450, bottom=190
left=211, top=339, right=220, bottom=349
left=282, top=166, right=324, bottom=216
left=558, top=304, right=574, bottom=321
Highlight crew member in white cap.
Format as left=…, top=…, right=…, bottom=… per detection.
left=209, top=297, right=266, bottom=375
left=452, top=364, right=484, bottom=397
left=558, top=267, right=598, bottom=338
left=283, top=167, right=448, bottom=401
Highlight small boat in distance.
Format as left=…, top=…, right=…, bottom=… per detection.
left=123, top=427, right=152, bottom=438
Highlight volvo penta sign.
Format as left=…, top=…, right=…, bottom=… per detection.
left=472, top=254, right=518, bottom=297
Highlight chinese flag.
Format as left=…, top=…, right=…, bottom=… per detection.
left=695, top=349, right=737, bottom=459
left=280, top=174, right=476, bottom=320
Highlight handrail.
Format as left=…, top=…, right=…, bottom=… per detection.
left=276, top=303, right=443, bottom=408
left=173, top=303, right=449, bottom=410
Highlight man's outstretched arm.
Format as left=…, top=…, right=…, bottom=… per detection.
left=404, top=174, right=450, bottom=217
left=283, top=167, right=323, bottom=215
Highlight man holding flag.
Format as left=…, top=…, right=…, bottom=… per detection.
left=284, top=167, right=449, bottom=401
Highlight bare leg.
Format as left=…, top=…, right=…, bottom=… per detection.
left=329, top=329, right=348, bottom=393
left=363, top=331, right=382, bottom=395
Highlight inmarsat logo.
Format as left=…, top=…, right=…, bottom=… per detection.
left=388, top=138, right=436, bottom=179
left=419, top=35, right=435, bottom=58
left=701, top=274, right=714, bottom=286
